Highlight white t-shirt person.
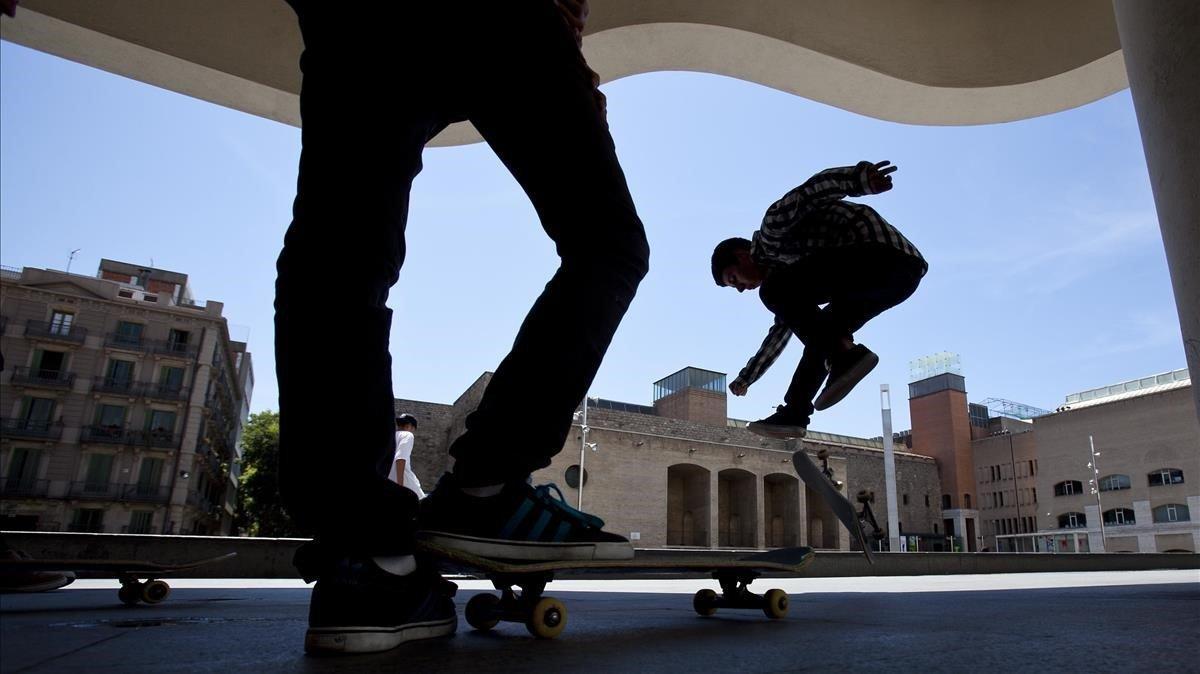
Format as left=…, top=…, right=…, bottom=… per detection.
left=387, top=429, right=425, bottom=498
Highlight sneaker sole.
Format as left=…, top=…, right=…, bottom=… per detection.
left=814, top=351, right=879, bottom=411
left=305, top=617, right=456, bottom=655
left=416, top=531, right=634, bottom=562
left=747, top=422, right=808, bottom=440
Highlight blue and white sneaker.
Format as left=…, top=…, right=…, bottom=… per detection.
left=418, top=474, right=633, bottom=561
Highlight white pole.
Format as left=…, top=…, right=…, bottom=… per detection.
left=881, top=384, right=901, bottom=552
left=1089, top=435, right=1107, bottom=552
left=578, top=396, right=588, bottom=510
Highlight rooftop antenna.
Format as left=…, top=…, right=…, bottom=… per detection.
left=66, top=249, right=80, bottom=274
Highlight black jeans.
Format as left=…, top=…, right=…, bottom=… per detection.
left=758, top=247, right=924, bottom=421
left=276, top=1, right=649, bottom=557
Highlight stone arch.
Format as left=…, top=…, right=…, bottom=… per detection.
left=667, top=463, right=710, bottom=547
left=763, top=472, right=799, bottom=548
left=718, top=468, right=757, bottom=548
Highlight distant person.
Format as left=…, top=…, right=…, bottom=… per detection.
left=276, top=0, right=649, bottom=656
left=711, top=160, right=926, bottom=439
left=389, top=414, right=424, bottom=499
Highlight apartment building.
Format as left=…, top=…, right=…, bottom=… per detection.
left=0, top=260, right=253, bottom=535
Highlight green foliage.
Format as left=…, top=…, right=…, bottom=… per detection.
left=234, top=411, right=301, bottom=537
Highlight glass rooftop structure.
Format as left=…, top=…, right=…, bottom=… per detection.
left=1063, top=368, right=1191, bottom=405
left=653, top=367, right=726, bottom=402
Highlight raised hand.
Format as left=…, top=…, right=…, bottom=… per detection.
left=865, top=160, right=897, bottom=193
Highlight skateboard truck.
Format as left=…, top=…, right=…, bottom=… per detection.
left=694, top=571, right=789, bottom=620
left=816, top=449, right=844, bottom=490
left=464, top=572, right=568, bottom=639
left=856, top=491, right=887, bottom=544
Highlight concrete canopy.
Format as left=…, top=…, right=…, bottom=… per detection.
left=1, top=0, right=1127, bottom=146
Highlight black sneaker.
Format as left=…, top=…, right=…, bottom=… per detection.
left=304, top=557, right=457, bottom=655
left=747, top=405, right=809, bottom=439
left=0, top=547, right=75, bottom=593
left=814, top=344, right=879, bottom=411
left=418, top=474, right=634, bottom=561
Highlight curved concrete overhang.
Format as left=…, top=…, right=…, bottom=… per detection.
left=0, top=0, right=1127, bottom=147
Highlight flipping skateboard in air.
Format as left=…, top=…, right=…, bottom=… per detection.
left=790, top=444, right=884, bottom=563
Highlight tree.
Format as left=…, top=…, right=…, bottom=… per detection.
left=234, top=411, right=302, bottom=537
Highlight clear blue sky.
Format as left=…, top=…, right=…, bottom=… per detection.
left=1, top=41, right=1184, bottom=437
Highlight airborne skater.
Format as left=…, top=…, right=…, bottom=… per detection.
left=711, top=160, right=927, bottom=439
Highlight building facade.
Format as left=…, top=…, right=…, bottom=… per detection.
left=399, top=367, right=942, bottom=551
left=1031, top=370, right=1198, bottom=553
left=0, top=260, right=253, bottom=535
left=907, top=358, right=1199, bottom=554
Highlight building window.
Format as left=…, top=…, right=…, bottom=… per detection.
left=21, top=397, right=56, bottom=425
left=1098, top=474, right=1131, bottom=492
left=902, top=494, right=909, bottom=506
left=114, top=321, right=144, bottom=346
left=1029, top=460, right=1036, bottom=476
left=1103, top=508, right=1135, bottom=526
left=5, top=448, right=41, bottom=491
left=1148, top=468, right=1185, bottom=487
left=159, top=365, right=185, bottom=392
left=1032, top=488, right=1037, bottom=503
left=129, top=511, right=154, bottom=534
left=71, top=508, right=104, bottom=533
left=1152, top=504, right=1191, bottom=523
left=1058, top=512, right=1086, bottom=529
left=1054, top=480, right=1083, bottom=497
left=941, top=494, right=951, bottom=509
left=49, top=311, right=75, bottom=336
left=96, top=404, right=127, bottom=430
left=963, top=494, right=972, bottom=509
left=147, top=410, right=178, bottom=435
left=106, top=359, right=135, bottom=387
left=924, top=495, right=930, bottom=507
left=32, top=349, right=66, bottom=379
left=167, top=328, right=191, bottom=352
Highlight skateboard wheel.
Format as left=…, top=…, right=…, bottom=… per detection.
left=525, top=596, right=567, bottom=639
left=118, top=582, right=142, bottom=606
left=465, top=593, right=501, bottom=631
left=140, top=580, right=171, bottom=605
left=762, top=589, right=788, bottom=619
left=693, top=589, right=718, bottom=617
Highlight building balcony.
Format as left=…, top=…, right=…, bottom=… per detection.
left=1, top=478, right=51, bottom=498
left=104, top=332, right=152, bottom=353
left=141, top=429, right=179, bottom=449
left=67, top=522, right=106, bottom=533
left=24, top=320, right=88, bottom=344
left=81, top=425, right=136, bottom=445
left=80, top=425, right=179, bottom=449
left=143, top=382, right=187, bottom=402
left=92, top=376, right=139, bottom=397
left=68, top=481, right=123, bottom=501
left=0, top=418, right=64, bottom=441
left=122, top=484, right=172, bottom=503
left=151, top=339, right=198, bottom=359
left=10, top=366, right=76, bottom=390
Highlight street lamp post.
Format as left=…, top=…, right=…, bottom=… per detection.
left=1088, top=435, right=1107, bottom=552
left=575, top=396, right=598, bottom=510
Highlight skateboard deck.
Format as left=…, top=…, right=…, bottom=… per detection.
left=791, top=448, right=877, bottom=564
left=417, top=539, right=813, bottom=638
left=0, top=552, right=237, bottom=604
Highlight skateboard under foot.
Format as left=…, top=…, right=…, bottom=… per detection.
left=418, top=540, right=813, bottom=638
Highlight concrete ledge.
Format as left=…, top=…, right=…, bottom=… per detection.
left=4, top=532, right=1197, bottom=579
